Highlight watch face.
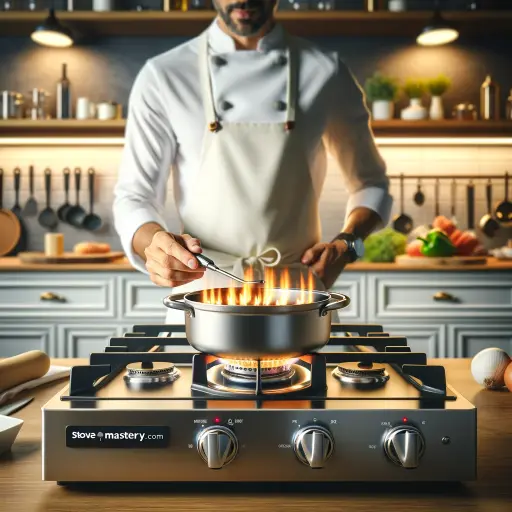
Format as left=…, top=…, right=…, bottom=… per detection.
left=353, top=238, right=365, bottom=259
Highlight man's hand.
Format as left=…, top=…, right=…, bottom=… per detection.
left=301, top=240, right=350, bottom=289
left=144, top=231, right=206, bottom=288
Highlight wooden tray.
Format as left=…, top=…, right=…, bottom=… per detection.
left=18, top=251, right=125, bottom=264
left=395, top=254, right=487, bottom=266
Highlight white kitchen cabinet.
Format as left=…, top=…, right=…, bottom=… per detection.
left=378, top=324, right=446, bottom=358
left=449, top=324, right=512, bottom=358
left=367, top=272, right=512, bottom=321
left=0, top=274, right=116, bottom=319
left=57, top=325, right=123, bottom=358
left=0, top=324, right=55, bottom=357
left=119, top=275, right=168, bottom=321
left=330, top=272, right=366, bottom=323
left=0, top=268, right=511, bottom=359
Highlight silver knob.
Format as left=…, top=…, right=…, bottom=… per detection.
left=293, top=426, right=334, bottom=468
left=383, top=426, right=425, bottom=469
left=197, top=426, right=238, bottom=469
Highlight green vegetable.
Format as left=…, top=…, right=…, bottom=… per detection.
left=362, top=228, right=408, bottom=263
left=417, top=229, right=455, bottom=257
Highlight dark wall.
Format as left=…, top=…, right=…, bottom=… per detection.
left=1, top=30, right=512, bottom=117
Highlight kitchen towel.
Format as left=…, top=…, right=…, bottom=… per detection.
left=0, top=365, right=70, bottom=405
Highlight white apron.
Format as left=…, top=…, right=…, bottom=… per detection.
left=165, top=32, right=324, bottom=324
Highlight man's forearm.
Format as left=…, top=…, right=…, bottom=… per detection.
left=132, top=222, right=166, bottom=261
left=336, top=207, right=382, bottom=241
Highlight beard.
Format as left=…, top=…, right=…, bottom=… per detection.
left=213, top=0, right=276, bottom=37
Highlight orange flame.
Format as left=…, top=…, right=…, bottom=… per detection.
left=201, top=267, right=316, bottom=306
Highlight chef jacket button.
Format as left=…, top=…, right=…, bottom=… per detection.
left=220, top=100, right=233, bottom=111
left=274, top=100, right=287, bottom=111
left=212, top=55, right=227, bottom=66
left=276, top=54, right=287, bottom=66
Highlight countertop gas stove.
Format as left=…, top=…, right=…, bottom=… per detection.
left=42, top=324, right=476, bottom=484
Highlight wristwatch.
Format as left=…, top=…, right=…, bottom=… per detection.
left=333, top=233, right=365, bottom=263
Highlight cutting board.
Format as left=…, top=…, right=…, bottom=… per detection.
left=395, top=254, right=487, bottom=266
left=18, top=251, right=125, bottom=264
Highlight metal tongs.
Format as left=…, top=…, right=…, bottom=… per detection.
left=196, top=254, right=264, bottom=285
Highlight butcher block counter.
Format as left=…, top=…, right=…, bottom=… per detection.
left=0, top=358, right=510, bottom=512
left=0, top=256, right=511, bottom=271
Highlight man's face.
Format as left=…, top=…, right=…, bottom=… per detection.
left=213, top=0, right=277, bottom=37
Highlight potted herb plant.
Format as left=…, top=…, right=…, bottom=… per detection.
left=427, top=74, right=451, bottom=120
left=401, top=78, right=427, bottom=120
left=364, top=72, right=399, bottom=121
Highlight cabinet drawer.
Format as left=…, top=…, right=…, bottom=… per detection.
left=120, top=276, right=168, bottom=320
left=368, top=273, right=512, bottom=320
left=449, top=324, right=512, bottom=358
left=0, top=274, right=116, bottom=319
left=331, top=273, right=366, bottom=323
left=58, top=325, right=122, bottom=358
left=0, top=324, right=55, bottom=357
left=380, top=324, right=446, bottom=358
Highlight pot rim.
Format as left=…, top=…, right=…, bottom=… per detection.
left=182, top=287, right=331, bottom=315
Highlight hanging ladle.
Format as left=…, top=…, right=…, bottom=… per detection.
left=196, top=254, right=264, bottom=285
left=393, top=173, right=413, bottom=234
left=413, top=178, right=425, bottom=206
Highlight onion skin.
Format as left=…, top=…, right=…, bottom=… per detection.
left=471, top=347, right=511, bottom=390
left=504, top=361, right=512, bottom=392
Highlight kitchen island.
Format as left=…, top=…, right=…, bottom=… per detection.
left=0, top=358, right=510, bottom=511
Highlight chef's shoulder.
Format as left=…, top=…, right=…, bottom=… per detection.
left=132, top=37, right=199, bottom=94
left=291, top=35, right=353, bottom=86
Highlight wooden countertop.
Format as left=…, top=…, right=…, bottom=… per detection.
left=0, top=256, right=511, bottom=272
left=1, top=358, right=511, bottom=511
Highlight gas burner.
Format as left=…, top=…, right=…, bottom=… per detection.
left=220, top=358, right=297, bottom=385
left=332, top=362, right=389, bottom=389
left=123, top=361, right=180, bottom=388
left=205, top=358, right=311, bottom=395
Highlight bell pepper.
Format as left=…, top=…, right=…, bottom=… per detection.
left=417, top=229, right=456, bottom=257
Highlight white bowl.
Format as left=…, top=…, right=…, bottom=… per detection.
left=0, top=415, right=24, bottom=456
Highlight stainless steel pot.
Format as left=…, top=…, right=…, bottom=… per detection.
left=163, top=288, right=350, bottom=358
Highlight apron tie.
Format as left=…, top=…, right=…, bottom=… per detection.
left=232, top=247, right=282, bottom=281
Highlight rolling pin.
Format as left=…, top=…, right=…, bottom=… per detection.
left=0, top=350, right=50, bottom=392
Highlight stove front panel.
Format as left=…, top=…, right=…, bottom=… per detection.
left=43, top=407, right=476, bottom=482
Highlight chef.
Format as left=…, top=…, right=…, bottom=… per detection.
left=113, top=0, right=392, bottom=322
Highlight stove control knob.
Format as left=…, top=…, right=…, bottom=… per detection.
left=197, top=426, right=238, bottom=469
left=383, top=426, right=425, bottom=469
left=293, top=426, right=334, bottom=468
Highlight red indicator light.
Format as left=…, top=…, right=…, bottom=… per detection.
left=214, top=417, right=221, bottom=424
left=402, top=417, right=408, bottom=423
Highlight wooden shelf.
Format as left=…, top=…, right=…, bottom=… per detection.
left=1, top=119, right=512, bottom=140
left=0, top=10, right=511, bottom=38
left=370, top=120, right=512, bottom=137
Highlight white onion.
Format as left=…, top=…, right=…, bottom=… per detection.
left=471, top=347, right=511, bottom=389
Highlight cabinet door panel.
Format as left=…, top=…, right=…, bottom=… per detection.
left=0, top=324, right=55, bottom=357
left=368, top=273, right=512, bottom=321
left=450, top=324, right=512, bottom=358
left=331, top=273, right=366, bottom=323
left=0, top=274, right=116, bottom=319
left=58, top=325, right=119, bottom=358
left=380, top=324, right=446, bottom=358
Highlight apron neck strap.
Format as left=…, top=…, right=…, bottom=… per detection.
left=199, top=31, right=298, bottom=129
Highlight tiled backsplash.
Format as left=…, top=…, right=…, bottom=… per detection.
left=0, top=143, right=511, bottom=253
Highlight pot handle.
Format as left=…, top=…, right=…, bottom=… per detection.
left=163, top=293, right=195, bottom=318
left=319, top=292, right=350, bottom=317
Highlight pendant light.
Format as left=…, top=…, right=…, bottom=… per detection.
left=31, top=8, right=74, bottom=48
left=416, top=0, right=459, bottom=47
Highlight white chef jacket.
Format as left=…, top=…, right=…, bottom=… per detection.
left=113, top=18, right=392, bottom=272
